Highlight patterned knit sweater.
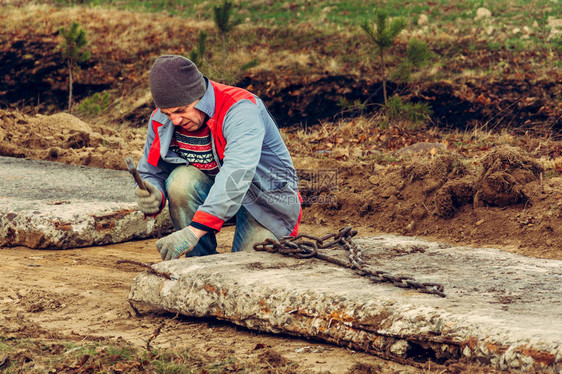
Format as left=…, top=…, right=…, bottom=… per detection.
left=169, top=126, right=219, bottom=176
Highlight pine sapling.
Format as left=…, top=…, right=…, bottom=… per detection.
left=213, top=0, right=242, bottom=73
left=189, top=30, right=207, bottom=68
left=360, top=12, right=435, bottom=128
left=361, top=11, right=406, bottom=105
left=208, top=0, right=257, bottom=84
left=391, top=39, right=433, bottom=83
left=59, top=21, right=90, bottom=113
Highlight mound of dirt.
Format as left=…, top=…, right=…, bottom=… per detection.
left=412, top=146, right=544, bottom=217
left=297, top=145, right=561, bottom=258
left=475, top=146, right=544, bottom=208
left=0, top=109, right=145, bottom=170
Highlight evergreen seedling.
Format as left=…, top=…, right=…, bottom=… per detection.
left=76, top=91, right=111, bottom=116
left=361, top=11, right=406, bottom=105
left=392, top=39, right=433, bottom=82
left=209, top=0, right=256, bottom=84
left=214, top=0, right=242, bottom=72
left=385, top=95, right=432, bottom=128
left=189, top=30, right=207, bottom=68
left=360, top=12, right=434, bottom=128
left=59, top=21, right=90, bottom=113
left=214, top=0, right=242, bottom=35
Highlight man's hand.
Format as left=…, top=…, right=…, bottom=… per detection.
left=156, top=226, right=201, bottom=260
left=135, top=180, right=162, bottom=215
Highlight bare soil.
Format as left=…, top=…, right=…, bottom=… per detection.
left=1, top=225, right=506, bottom=373
left=2, top=228, right=413, bottom=374
left=294, top=146, right=562, bottom=260
left=2, top=108, right=560, bottom=259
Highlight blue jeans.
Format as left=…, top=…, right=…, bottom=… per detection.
left=166, top=165, right=278, bottom=257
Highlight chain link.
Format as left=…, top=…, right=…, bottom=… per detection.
left=254, top=227, right=446, bottom=298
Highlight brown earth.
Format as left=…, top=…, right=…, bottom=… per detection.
left=0, top=109, right=145, bottom=170
left=2, top=108, right=560, bottom=258
left=0, top=226, right=506, bottom=374
left=1, top=12, right=560, bottom=134
left=1, top=108, right=560, bottom=372
left=295, top=145, right=562, bottom=260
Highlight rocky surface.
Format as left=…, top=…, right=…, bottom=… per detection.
left=128, top=235, right=562, bottom=372
left=0, top=156, right=172, bottom=248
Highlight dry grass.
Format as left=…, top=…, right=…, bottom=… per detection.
left=282, top=115, right=562, bottom=179
left=1, top=3, right=347, bottom=79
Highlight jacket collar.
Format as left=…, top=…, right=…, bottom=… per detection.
left=195, top=78, right=215, bottom=119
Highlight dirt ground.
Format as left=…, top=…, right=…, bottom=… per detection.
left=294, top=146, right=562, bottom=260
left=1, top=109, right=560, bottom=372
left=1, top=223, right=510, bottom=374
left=0, top=225, right=450, bottom=374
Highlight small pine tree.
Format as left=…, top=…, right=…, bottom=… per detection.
left=59, top=21, right=90, bottom=113
left=189, top=30, right=207, bottom=68
left=385, top=95, right=433, bottom=128
left=214, top=0, right=242, bottom=36
left=213, top=0, right=242, bottom=74
left=360, top=12, right=434, bottom=128
left=361, top=11, right=406, bottom=105
left=391, top=39, right=433, bottom=82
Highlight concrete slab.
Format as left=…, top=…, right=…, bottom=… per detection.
left=0, top=156, right=172, bottom=249
left=128, top=235, right=562, bottom=372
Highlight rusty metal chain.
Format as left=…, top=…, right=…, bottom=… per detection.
left=254, top=227, right=446, bottom=298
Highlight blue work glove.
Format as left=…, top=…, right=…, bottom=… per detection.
left=134, top=180, right=162, bottom=215
left=156, top=226, right=200, bottom=260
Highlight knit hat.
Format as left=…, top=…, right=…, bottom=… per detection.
left=149, top=55, right=206, bottom=109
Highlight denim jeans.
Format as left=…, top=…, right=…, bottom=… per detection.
left=165, top=165, right=278, bottom=257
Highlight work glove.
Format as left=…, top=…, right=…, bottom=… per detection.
left=134, top=180, right=162, bottom=215
left=156, top=226, right=200, bottom=260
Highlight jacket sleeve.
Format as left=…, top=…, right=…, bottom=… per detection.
left=136, top=116, right=174, bottom=214
left=191, top=100, right=265, bottom=232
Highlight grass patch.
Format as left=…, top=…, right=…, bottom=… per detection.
left=44, top=0, right=561, bottom=32
left=0, top=335, right=277, bottom=373
left=7, top=1, right=560, bottom=76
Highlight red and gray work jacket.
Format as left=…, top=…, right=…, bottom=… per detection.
left=137, top=79, right=301, bottom=238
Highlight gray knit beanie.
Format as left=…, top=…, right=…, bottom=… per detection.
left=149, top=55, right=206, bottom=109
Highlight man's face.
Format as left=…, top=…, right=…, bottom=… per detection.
left=160, top=100, right=206, bottom=131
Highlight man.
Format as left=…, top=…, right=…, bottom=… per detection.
left=135, top=55, right=301, bottom=261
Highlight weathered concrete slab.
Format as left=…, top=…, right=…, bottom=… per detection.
left=128, top=235, right=562, bottom=372
left=0, top=156, right=172, bottom=249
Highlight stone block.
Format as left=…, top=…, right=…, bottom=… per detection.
left=128, top=235, right=562, bottom=372
left=0, top=156, right=172, bottom=249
